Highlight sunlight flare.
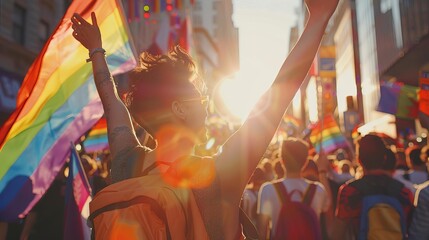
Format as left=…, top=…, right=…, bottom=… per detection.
left=213, top=74, right=269, bottom=123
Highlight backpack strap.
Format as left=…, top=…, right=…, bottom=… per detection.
left=88, top=195, right=172, bottom=240
left=273, top=181, right=290, bottom=203
left=141, top=162, right=157, bottom=176
left=302, top=183, right=317, bottom=206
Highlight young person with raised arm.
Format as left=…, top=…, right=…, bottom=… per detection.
left=70, top=1, right=339, bottom=238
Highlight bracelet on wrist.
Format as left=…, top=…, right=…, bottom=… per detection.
left=86, top=48, right=106, bottom=63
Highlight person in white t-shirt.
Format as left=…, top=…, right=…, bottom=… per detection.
left=257, top=138, right=330, bottom=239
left=241, top=167, right=268, bottom=225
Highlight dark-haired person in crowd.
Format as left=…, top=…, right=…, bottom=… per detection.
left=301, top=158, right=319, bottom=182
left=335, top=134, right=414, bottom=239
left=404, top=146, right=429, bottom=184
left=392, top=148, right=409, bottom=177
left=70, top=0, right=339, bottom=238
left=273, top=160, right=285, bottom=180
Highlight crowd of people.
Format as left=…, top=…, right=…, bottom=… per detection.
left=6, top=133, right=429, bottom=239
left=241, top=134, right=429, bottom=239
left=3, top=0, right=429, bottom=239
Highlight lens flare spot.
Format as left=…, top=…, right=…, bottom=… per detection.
left=110, top=220, right=142, bottom=240
left=205, top=138, right=216, bottom=150
left=164, top=156, right=216, bottom=189
left=153, top=124, right=216, bottom=188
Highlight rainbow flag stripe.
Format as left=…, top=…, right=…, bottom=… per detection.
left=0, top=0, right=136, bottom=221
left=83, top=117, right=109, bottom=153
left=309, top=115, right=349, bottom=153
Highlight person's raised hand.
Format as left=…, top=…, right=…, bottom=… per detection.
left=305, top=0, right=339, bottom=20
left=71, top=12, right=102, bottom=50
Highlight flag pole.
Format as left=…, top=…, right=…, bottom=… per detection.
left=318, top=76, right=324, bottom=154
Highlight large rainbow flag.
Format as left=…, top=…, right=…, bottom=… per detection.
left=0, top=0, right=136, bottom=221
left=309, top=115, right=349, bottom=153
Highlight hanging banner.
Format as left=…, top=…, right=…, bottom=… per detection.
left=319, top=46, right=336, bottom=78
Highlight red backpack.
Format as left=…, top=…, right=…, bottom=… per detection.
left=272, top=182, right=322, bottom=240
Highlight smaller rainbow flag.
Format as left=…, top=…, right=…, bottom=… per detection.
left=377, top=81, right=419, bottom=119
left=64, top=144, right=92, bottom=240
left=309, top=115, right=349, bottom=153
left=83, top=117, right=109, bottom=153
left=351, top=124, right=361, bottom=140
left=283, top=114, right=301, bottom=129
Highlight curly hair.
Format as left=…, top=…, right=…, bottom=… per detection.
left=125, top=46, right=204, bottom=129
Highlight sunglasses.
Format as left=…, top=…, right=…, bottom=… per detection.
left=180, top=95, right=209, bottom=105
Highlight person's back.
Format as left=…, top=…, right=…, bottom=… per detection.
left=258, top=138, right=330, bottom=239
left=409, top=181, right=429, bottom=239
left=259, top=178, right=328, bottom=238
left=336, top=134, right=414, bottom=239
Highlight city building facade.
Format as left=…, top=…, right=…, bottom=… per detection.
left=0, top=0, right=239, bottom=127
left=291, top=0, right=429, bottom=145
left=0, top=0, right=71, bottom=125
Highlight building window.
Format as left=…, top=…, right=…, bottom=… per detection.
left=194, top=2, right=202, bottom=11
left=13, top=4, right=26, bottom=45
left=213, top=1, right=221, bottom=11
left=193, top=15, right=202, bottom=26
left=39, top=20, right=49, bottom=48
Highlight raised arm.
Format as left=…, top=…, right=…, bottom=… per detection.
left=71, top=13, right=140, bottom=178
left=218, top=0, right=339, bottom=196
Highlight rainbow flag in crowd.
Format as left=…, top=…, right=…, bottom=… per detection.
left=377, top=81, right=419, bottom=119
left=83, top=117, right=109, bottom=153
left=309, top=115, right=349, bottom=153
left=283, top=114, right=301, bottom=129
left=64, top=144, right=92, bottom=240
left=0, top=0, right=136, bottom=221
